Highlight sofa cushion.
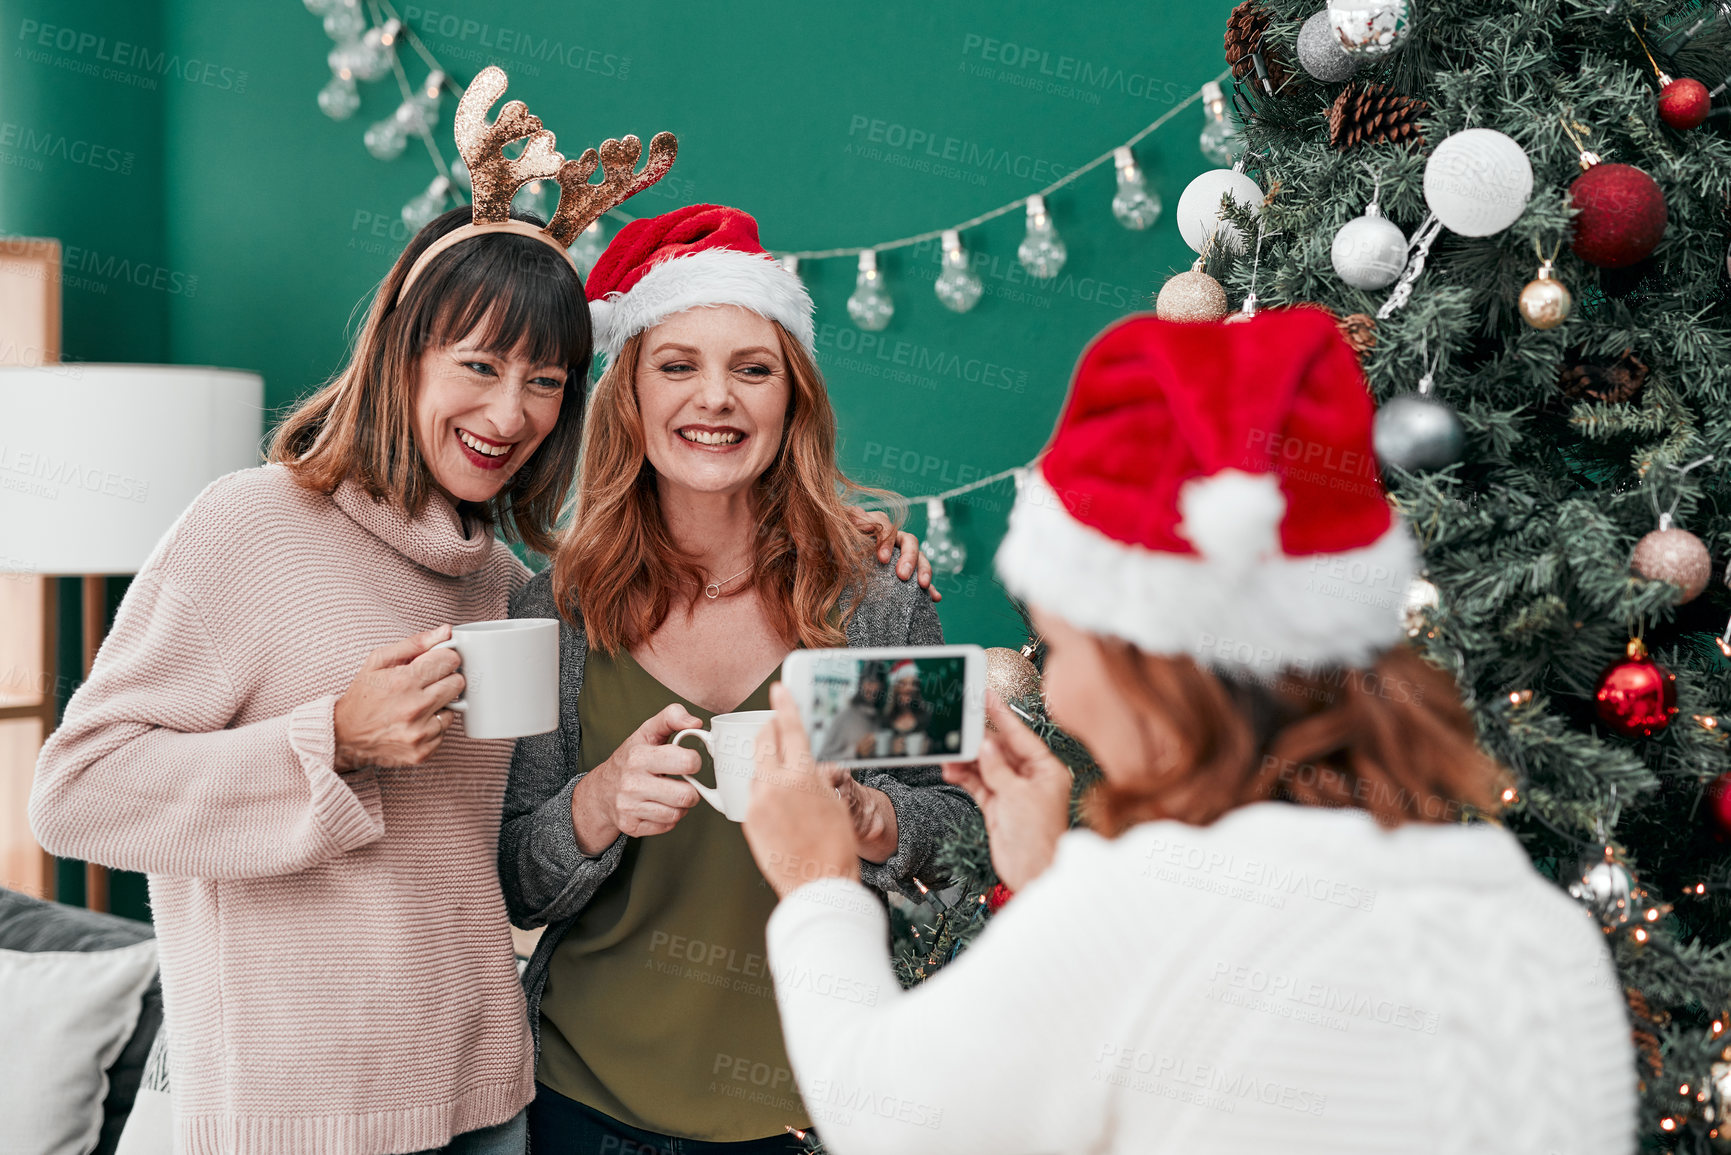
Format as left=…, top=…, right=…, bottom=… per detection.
left=0, top=889, right=160, bottom=1155
left=0, top=937, right=159, bottom=1155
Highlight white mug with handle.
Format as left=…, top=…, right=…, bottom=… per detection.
left=431, top=618, right=559, bottom=740
left=670, top=710, right=776, bottom=822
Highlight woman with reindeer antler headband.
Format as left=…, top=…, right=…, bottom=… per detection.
left=500, top=202, right=976, bottom=1152
left=29, top=67, right=928, bottom=1155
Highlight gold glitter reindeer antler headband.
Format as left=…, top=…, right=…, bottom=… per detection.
left=397, top=65, right=677, bottom=300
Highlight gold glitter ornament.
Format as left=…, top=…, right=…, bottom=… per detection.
left=1518, top=263, right=1571, bottom=330
left=984, top=647, right=1041, bottom=717
left=1632, top=527, right=1712, bottom=602
left=1156, top=267, right=1229, bottom=323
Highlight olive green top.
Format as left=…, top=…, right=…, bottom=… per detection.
left=536, top=647, right=806, bottom=1140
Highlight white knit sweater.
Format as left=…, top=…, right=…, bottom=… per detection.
left=766, top=803, right=1636, bottom=1154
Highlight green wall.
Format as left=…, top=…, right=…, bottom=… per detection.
left=7, top=0, right=1236, bottom=649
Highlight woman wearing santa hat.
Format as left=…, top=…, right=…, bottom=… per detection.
left=500, top=204, right=975, bottom=1152
left=742, top=308, right=1637, bottom=1153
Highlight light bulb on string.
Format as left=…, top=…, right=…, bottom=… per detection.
left=317, top=71, right=360, bottom=120
left=777, top=254, right=801, bottom=277
left=1018, top=195, right=1066, bottom=279
left=326, top=17, right=397, bottom=83
left=847, top=250, right=894, bottom=331
left=1111, top=146, right=1161, bottom=230
left=934, top=229, right=983, bottom=313
left=393, top=82, right=441, bottom=138
left=923, top=499, right=967, bottom=575
left=451, top=156, right=471, bottom=193
left=401, top=175, right=451, bottom=234
left=1199, top=80, right=1245, bottom=166
left=303, top=0, right=339, bottom=13
left=363, top=117, right=407, bottom=161
left=322, top=0, right=367, bottom=42
left=568, top=220, right=607, bottom=273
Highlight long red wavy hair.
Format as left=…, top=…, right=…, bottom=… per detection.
left=552, top=322, right=893, bottom=653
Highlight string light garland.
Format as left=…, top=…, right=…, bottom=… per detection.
left=300, top=3, right=1232, bottom=320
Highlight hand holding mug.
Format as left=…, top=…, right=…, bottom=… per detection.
left=941, top=692, right=1072, bottom=892
left=572, top=704, right=705, bottom=854
left=333, top=625, right=465, bottom=771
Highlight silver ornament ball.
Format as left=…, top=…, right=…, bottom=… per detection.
left=1298, top=9, right=1361, bottom=81
left=1567, top=853, right=1635, bottom=925
left=1374, top=393, right=1465, bottom=472
left=1332, top=207, right=1408, bottom=290
left=1402, top=577, right=1439, bottom=637
left=1631, top=528, right=1712, bottom=603
left=1155, top=270, right=1229, bottom=323
left=1327, top=0, right=1411, bottom=57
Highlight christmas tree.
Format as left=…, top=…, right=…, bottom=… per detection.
left=1172, top=0, right=1731, bottom=1146
left=896, top=2, right=1731, bottom=1146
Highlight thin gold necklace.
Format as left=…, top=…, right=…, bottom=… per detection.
left=703, top=563, right=754, bottom=599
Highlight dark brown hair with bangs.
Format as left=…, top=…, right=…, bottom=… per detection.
left=1082, top=644, right=1509, bottom=834
left=269, top=207, right=590, bottom=555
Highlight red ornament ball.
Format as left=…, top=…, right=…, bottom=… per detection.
left=1709, top=773, right=1731, bottom=839
left=1570, top=164, right=1668, bottom=268
left=986, top=883, right=1014, bottom=913
left=1658, top=77, right=1711, bottom=130
left=1594, top=641, right=1678, bottom=737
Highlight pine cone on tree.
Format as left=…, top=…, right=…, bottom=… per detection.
left=1327, top=83, right=1428, bottom=149
left=1560, top=348, right=1648, bottom=404
left=1224, top=0, right=1291, bottom=93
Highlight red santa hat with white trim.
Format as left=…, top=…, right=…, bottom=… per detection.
left=585, top=204, right=813, bottom=362
left=996, top=307, right=1417, bottom=676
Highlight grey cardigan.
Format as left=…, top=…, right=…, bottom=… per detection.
left=500, top=553, right=977, bottom=1056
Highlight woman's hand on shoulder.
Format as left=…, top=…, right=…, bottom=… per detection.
left=572, top=703, right=705, bottom=854
left=942, top=693, right=1072, bottom=891
left=333, top=625, right=465, bottom=771
left=845, top=508, right=940, bottom=602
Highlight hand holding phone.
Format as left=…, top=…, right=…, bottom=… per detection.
left=941, top=694, right=1073, bottom=892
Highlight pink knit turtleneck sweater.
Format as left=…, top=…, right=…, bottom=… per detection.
left=30, top=464, right=534, bottom=1155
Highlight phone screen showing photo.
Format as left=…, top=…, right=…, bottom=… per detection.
left=806, top=654, right=968, bottom=763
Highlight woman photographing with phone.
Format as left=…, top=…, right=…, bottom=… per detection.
left=743, top=309, right=1636, bottom=1153
left=501, top=204, right=974, bottom=1152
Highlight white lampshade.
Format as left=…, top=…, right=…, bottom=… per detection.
left=0, top=364, right=264, bottom=574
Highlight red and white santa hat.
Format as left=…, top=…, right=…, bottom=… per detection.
left=996, top=307, right=1416, bottom=676
left=585, top=204, right=813, bottom=362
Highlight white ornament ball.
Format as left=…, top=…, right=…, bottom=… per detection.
left=1327, top=0, right=1411, bottom=57
left=1331, top=208, right=1408, bottom=289
left=1298, top=9, right=1360, bottom=81
left=1175, top=168, right=1264, bottom=255
left=1423, top=128, right=1533, bottom=237
left=1155, top=270, right=1229, bottom=322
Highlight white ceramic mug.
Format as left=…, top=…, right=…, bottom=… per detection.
left=431, top=618, right=559, bottom=740
left=670, top=710, right=776, bottom=822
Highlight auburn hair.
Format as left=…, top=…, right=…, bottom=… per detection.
left=553, top=323, right=889, bottom=653
left=268, top=207, right=590, bottom=557
left=1082, top=643, right=1508, bottom=833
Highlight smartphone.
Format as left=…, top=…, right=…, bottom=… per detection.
left=779, top=645, right=987, bottom=769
